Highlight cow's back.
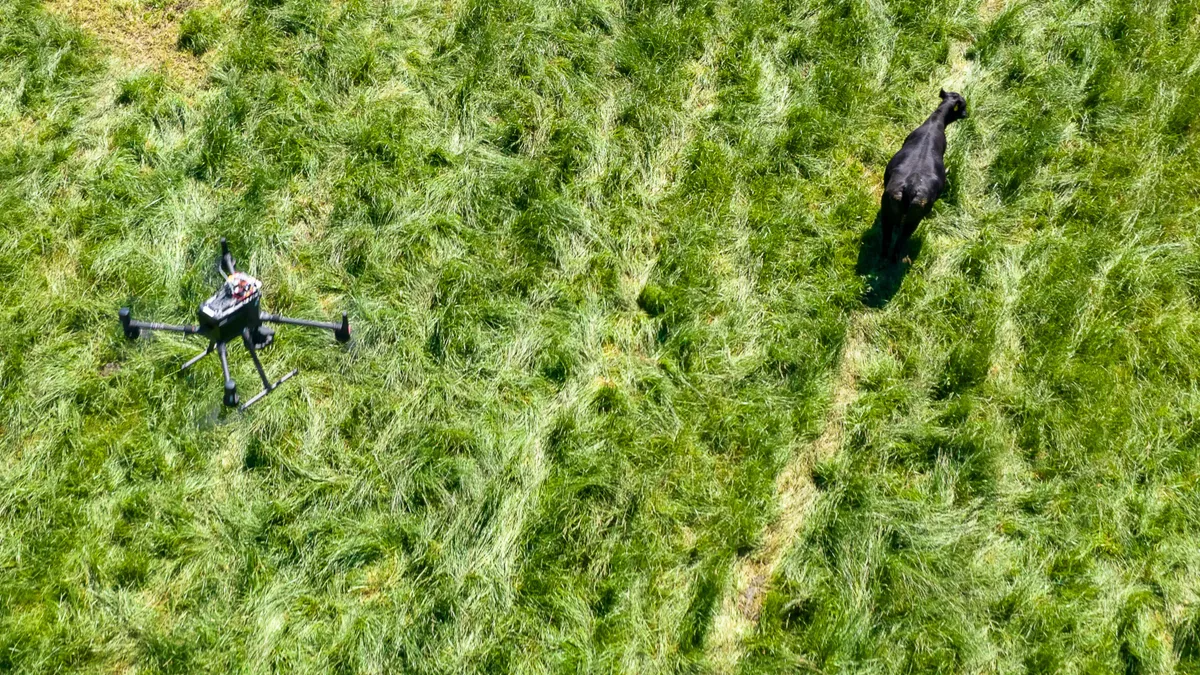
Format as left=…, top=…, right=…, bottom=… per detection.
left=883, top=124, right=947, bottom=204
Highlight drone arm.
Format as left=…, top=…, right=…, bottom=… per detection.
left=217, top=342, right=240, bottom=408
left=217, top=342, right=232, bottom=381
left=119, top=307, right=201, bottom=339
left=260, top=311, right=351, bottom=343
left=131, top=321, right=202, bottom=334
left=220, top=237, right=236, bottom=276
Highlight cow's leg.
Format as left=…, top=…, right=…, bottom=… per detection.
left=896, top=207, right=926, bottom=262
left=880, top=196, right=899, bottom=262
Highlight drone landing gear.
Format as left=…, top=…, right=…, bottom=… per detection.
left=208, top=332, right=296, bottom=411
left=237, top=328, right=298, bottom=411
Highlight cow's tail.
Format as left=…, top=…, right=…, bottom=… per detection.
left=899, top=181, right=918, bottom=211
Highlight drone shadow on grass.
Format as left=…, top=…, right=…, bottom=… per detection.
left=855, top=211, right=924, bottom=309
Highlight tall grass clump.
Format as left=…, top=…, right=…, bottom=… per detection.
left=178, top=7, right=223, bottom=57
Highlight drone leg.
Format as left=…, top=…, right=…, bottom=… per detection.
left=243, top=329, right=273, bottom=390
left=179, top=342, right=215, bottom=373
left=238, top=328, right=299, bottom=411
left=217, top=342, right=238, bottom=407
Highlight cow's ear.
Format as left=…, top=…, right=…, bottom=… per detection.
left=939, top=88, right=947, bottom=99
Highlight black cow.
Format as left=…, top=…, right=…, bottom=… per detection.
left=880, top=89, right=968, bottom=262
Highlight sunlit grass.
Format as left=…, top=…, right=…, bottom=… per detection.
left=0, top=0, right=1198, bottom=672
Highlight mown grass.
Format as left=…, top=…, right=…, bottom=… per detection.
left=0, top=0, right=1197, bottom=672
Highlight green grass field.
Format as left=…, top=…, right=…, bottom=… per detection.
left=2, top=0, right=1199, bottom=671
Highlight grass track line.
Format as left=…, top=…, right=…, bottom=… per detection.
left=706, top=9, right=984, bottom=669
left=706, top=312, right=867, bottom=673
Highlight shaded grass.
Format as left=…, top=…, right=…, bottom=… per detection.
left=0, top=0, right=1198, bottom=672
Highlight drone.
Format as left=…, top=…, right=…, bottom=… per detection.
left=119, top=238, right=351, bottom=411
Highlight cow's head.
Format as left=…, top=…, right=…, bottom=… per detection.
left=939, top=89, right=969, bottom=122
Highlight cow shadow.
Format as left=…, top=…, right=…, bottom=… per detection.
left=854, top=211, right=924, bottom=309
